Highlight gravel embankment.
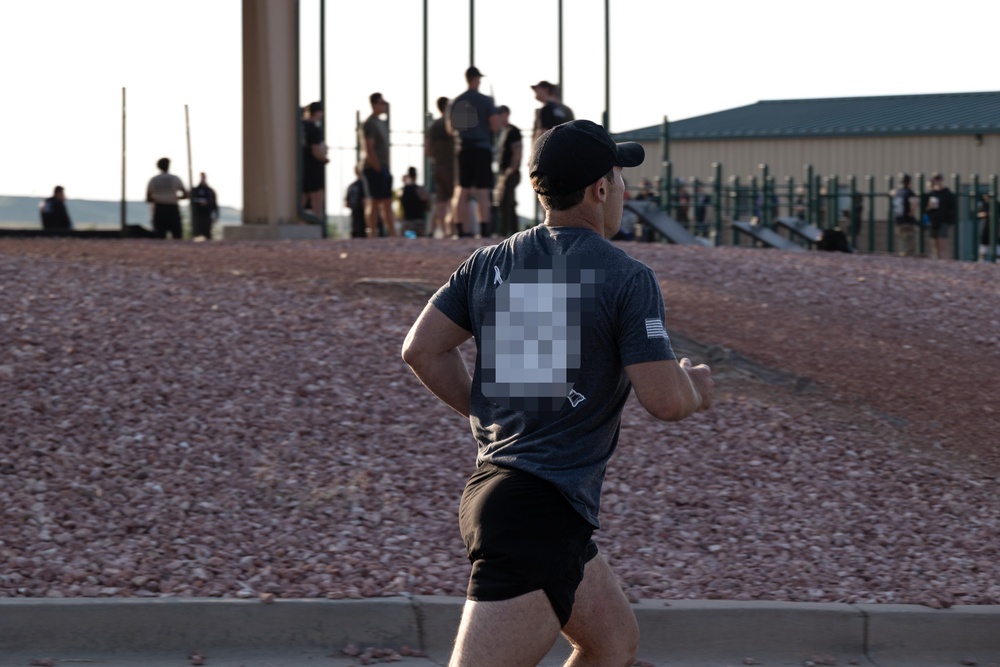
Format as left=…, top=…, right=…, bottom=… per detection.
left=1, top=238, right=998, bottom=607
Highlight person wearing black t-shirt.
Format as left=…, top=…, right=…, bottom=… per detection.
left=493, top=105, right=522, bottom=238
left=926, top=173, right=957, bottom=260
left=302, top=101, right=330, bottom=222
left=40, top=186, right=72, bottom=231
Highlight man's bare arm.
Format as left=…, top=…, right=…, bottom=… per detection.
left=625, top=358, right=713, bottom=422
left=401, top=303, right=474, bottom=418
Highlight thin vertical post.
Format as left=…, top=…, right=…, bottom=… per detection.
left=185, top=105, right=194, bottom=189
left=319, top=0, right=327, bottom=236
left=469, top=0, right=475, bottom=65
left=423, top=0, right=430, bottom=191
left=712, top=162, right=722, bottom=246
left=848, top=175, right=857, bottom=247
left=886, top=175, right=895, bottom=254
left=730, top=175, right=740, bottom=245
left=121, top=87, right=126, bottom=231
left=990, top=175, right=999, bottom=262
left=661, top=116, right=669, bottom=163
left=866, top=175, right=875, bottom=253
left=951, top=173, right=961, bottom=260
left=558, top=0, right=563, bottom=100
left=604, top=0, right=610, bottom=130
left=972, top=173, right=981, bottom=259
left=916, top=172, right=926, bottom=256
left=804, top=165, right=814, bottom=226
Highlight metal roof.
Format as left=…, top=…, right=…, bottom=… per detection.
left=612, top=91, right=1000, bottom=142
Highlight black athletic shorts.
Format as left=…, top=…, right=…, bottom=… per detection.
left=457, top=146, right=493, bottom=189
left=458, top=462, right=598, bottom=627
left=363, top=166, right=393, bottom=200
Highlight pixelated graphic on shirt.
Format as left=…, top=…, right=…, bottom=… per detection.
left=481, top=255, right=605, bottom=412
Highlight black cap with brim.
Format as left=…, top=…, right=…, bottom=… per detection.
left=529, top=119, right=644, bottom=196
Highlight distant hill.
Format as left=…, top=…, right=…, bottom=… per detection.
left=0, top=195, right=242, bottom=229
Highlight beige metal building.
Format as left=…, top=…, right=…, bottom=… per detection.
left=613, top=92, right=1000, bottom=190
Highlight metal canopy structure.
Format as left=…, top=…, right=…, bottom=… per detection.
left=235, top=0, right=612, bottom=237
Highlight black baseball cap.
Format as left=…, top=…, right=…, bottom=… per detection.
left=465, top=66, right=485, bottom=78
left=529, top=120, right=644, bottom=196
left=531, top=80, right=556, bottom=92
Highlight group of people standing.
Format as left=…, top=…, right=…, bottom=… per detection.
left=890, top=172, right=957, bottom=259
left=39, top=161, right=219, bottom=240
left=347, top=67, right=573, bottom=239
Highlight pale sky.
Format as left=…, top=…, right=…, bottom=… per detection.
left=3, top=0, right=998, bottom=218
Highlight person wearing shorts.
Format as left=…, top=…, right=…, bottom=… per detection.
left=361, top=92, right=396, bottom=237
left=402, top=119, right=715, bottom=667
left=925, top=172, right=956, bottom=259
left=146, top=157, right=188, bottom=239
left=447, top=67, right=498, bottom=237
left=426, top=96, right=456, bottom=238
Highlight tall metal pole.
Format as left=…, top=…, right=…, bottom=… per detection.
left=423, top=0, right=430, bottom=187
left=319, top=0, right=327, bottom=236
left=604, top=0, right=610, bottom=130
left=558, top=0, right=563, bottom=100
left=469, top=0, right=475, bottom=65
left=185, top=104, right=194, bottom=189
left=120, top=87, right=126, bottom=231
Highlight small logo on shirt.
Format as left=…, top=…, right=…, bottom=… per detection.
left=645, top=318, right=670, bottom=340
left=494, top=266, right=503, bottom=286
left=567, top=389, right=586, bottom=407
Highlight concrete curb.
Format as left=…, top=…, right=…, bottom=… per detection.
left=2, top=598, right=999, bottom=665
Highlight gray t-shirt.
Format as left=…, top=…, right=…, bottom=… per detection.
left=362, top=114, right=390, bottom=166
left=449, top=89, right=497, bottom=150
left=430, top=225, right=675, bottom=526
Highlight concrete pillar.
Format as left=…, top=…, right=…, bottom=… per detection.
left=228, top=0, right=321, bottom=240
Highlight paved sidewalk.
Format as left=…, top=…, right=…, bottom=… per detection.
left=2, top=597, right=1000, bottom=666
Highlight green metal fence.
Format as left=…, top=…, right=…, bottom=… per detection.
left=643, top=163, right=999, bottom=262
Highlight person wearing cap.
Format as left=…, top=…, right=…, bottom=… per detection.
left=531, top=80, right=575, bottom=143
left=446, top=66, right=499, bottom=238
left=301, top=101, right=330, bottom=222
left=890, top=173, right=919, bottom=257
left=925, top=172, right=956, bottom=259
left=402, top=119, right=714, bottom=666
left=361, top=92, right=396, bottom=237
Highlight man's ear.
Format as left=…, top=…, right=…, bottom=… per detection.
left=591, top=177, right=609, bottom=203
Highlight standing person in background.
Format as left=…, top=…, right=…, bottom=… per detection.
left=493, top=105, right=522, bottom=238
left=926, top=172, right=956, bottom=259
left=402, top=119, right=713, bottom=667
left=362, top=92, right=396, bottom=237
left=301, top=101, right=330, bottom=222
left=190, top=172, right=219, bottom=241
left=39, top=185, right=72, bottom=231
left=426, top=96, right=456, bottom=239
left=447, top=67, right=499, bottom=238
left=531, top=80, right=574, bottom=143
left=345, top=165, right=368, bottom=239
left=147, top=157, right=188, bottom=240
left=891, top=174, right=919, bottom=257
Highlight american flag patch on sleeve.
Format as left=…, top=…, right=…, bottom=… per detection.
left=645, top=318, right=669, bottom=340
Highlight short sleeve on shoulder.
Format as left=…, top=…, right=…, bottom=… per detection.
left=617, top=267, right=676, bottom=366
left=429, top=254, right=476, bottom=333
